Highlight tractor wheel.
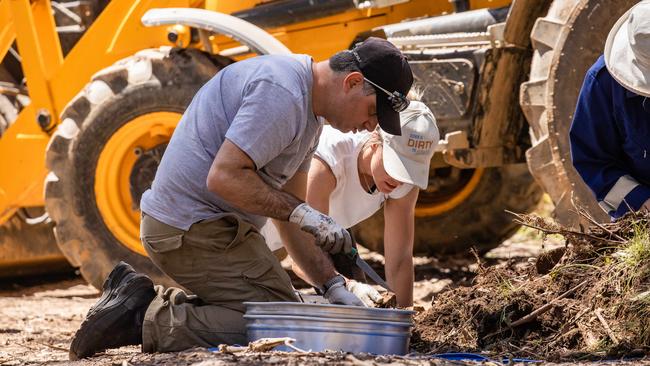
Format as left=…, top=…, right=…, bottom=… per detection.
left=353, top=164, right=542, bottom=255
left=520, top=0, right=637, bottom=226
left=45, top=47, right=231, bottom=288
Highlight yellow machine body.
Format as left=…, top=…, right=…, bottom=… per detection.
left=0, top=0, right=509, bottom=273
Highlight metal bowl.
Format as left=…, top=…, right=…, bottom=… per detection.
left=243, top=302, right=414, bottom=355
left=244, top=301, right=414, bottom=322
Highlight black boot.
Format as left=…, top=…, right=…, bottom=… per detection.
left=86, top=261, right=138, bottom=318
left=69, top=264, right=155, bottom=360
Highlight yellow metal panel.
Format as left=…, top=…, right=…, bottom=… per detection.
left=210, top=0, right=457, bottom=60
left=0, top=104, right=50, bottom=223
left=0, top=0, right=188, bottom=224
left=380, top=0, right=454, bottom=24
left=31, top=0, right=63, bottom=77
left=273, top=16, right=395, bottom=61
left=50, top=0, right=189, bottom=112
left=0, top=0, right=15, bottom=62
left=0, top=0, right=65, bottom=224
left=211, top=0, right=259, bottom=14
left=209, top=0, right=506, bottom=61
left=471, top=0, right=511, bottom=9
left=9, top=0, right=58, bottom=114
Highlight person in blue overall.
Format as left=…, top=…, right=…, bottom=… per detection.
left=569, top=1, right=650, bottom=219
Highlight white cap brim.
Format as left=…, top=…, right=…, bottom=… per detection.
left=605, top=4, right=650, bottom=97
left=382, top=142, right=429, bottom=190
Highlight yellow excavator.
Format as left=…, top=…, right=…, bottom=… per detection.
left=0, top=0, right=632, bottom=288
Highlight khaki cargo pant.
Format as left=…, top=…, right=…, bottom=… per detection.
left=140, top=212, right=298, bottom=353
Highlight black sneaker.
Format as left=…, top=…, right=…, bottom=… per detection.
left=86, top=262, right=137, bottom=318
left=69, top=274, right=155, bottom=360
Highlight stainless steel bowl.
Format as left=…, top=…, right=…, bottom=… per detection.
left=243, top=302, right=414, bottom=355
left=245, top=301, right=414, bottom=322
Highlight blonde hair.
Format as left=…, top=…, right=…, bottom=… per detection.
left=407, top=85, right=424, bottom=102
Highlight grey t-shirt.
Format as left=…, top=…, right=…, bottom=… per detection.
left=140, top=54, right=322, bottom=230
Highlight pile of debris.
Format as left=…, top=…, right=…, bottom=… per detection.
left=412, top=210, right=650, bottom=361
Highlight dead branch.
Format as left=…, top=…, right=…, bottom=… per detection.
left=29, top=340, right=69, bottom=352
left=470, top=247, right=485, bottom=276
left=509, top=280, right=588, bottom=328
left=217, top=337, right=304, bottom=353
left=573, top=206, right=626, bottom=242
left=594, top=308, right=619, bottom=345
left=513, top=218, right=619, bottom=245
left=483, top=280, right=590, bottom=340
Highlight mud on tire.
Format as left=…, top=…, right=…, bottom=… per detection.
left=353, top=164, right=542, bottom=255
left=45, top=47, right=230, bottom=288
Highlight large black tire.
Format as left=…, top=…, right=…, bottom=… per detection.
left=520, top=0, right=637, bottom=226
left=353, top=164, right=542, bottom=255
left=45, top=47, right=231, bottom=288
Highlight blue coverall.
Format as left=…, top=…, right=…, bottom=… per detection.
left=569, top=55, right=650, bottom=219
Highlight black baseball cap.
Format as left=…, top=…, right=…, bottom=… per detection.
left=349, top=37, right=413, bottom=136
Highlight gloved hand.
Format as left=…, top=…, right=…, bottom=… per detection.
left=323, top=276, right=365, bottom=307
left=346, top=280, right=382, bottom=307
left=289, top=203, right=352, bottom=254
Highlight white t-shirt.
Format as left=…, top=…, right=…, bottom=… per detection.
left=262, top=125, right=414, bottom=251
left=315, top=126, right=413, bottom=227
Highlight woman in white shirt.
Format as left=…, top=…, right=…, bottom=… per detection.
left=265, top=100, right=438, bottom=307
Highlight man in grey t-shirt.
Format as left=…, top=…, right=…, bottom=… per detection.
left=70, top=38, right=413, bottom=358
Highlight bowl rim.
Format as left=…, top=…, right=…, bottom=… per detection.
left=243, top=313, right=413, bottom=326
left=243, top=301, right=416, bottom=316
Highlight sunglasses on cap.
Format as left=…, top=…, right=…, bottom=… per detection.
left=348, top=49, right=410, bottom=113
left=363, top=77, right=410, bottom=113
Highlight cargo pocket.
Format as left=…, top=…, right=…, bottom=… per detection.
left=142, top=232, right=193, bottom=274
left=241, top=259, right=284, bottom=302
left=143, top=234, right=183, bottom=254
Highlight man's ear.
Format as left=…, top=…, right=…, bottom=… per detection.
left=343, top=71, right=364, bottom=92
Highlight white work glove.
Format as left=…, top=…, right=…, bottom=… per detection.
left=289, top=203, right=352, bottom=254
left=346, top=280, right=382, bottom=307
left=323, top=276, right=365, bottom=307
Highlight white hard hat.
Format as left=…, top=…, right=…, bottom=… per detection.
left=605, top=0, right=650, bottom=97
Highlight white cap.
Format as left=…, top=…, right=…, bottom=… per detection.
left=605, top=0, right=650, bottom=97
left=379, top=101, right=439, bottom=190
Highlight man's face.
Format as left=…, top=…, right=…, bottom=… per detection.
left=327, top=72, right=379, bottom=134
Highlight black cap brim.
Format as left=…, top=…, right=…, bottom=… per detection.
left=376, top=94, right=402, bottom=136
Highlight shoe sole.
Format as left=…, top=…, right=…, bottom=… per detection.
left=86, top=262, right=136, bottom=318
left=69, top=275, right=155, bottom=360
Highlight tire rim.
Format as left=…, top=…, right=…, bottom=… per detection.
left=95, top=112, right=180, bottom=255
left=414, top=168, right=484, bottom=217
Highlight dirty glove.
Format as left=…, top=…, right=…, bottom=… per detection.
left=322, top=275, right=365, bottom=307
left=346, top=280, right=382, bottom=307
left=289, top=203, right=352, bottom=254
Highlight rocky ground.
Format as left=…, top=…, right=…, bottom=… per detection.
left=1, top=199, right=648, bottom=365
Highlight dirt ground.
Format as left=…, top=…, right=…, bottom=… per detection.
left=1, top=200, right=648, bottom=365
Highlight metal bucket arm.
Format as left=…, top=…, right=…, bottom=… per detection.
left=141, top=8, right=291, bottom=56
